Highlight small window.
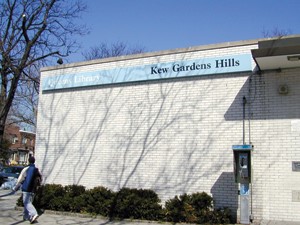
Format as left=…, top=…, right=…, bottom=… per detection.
left=22, top=137, right=27, bottom=144
left=12, top=136, right=18, bottom=144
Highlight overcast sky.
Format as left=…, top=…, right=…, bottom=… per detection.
left=68, top=0, right=300, bottom=63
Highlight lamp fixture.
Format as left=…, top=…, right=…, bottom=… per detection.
left=57, top=58, right=63, bottom=64
left=287, top=55, right=300, bottom=61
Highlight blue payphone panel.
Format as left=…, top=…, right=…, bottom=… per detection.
left=232, top=145, right=252, bottom=183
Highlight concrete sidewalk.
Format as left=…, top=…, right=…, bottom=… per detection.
left=1, top=189, right=300, bottom=225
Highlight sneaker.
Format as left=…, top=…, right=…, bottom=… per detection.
left=30, top=214, right=38, bottom=224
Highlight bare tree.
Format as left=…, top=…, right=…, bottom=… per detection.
left=0, top=0, right=88, bottom=144
left=8, top=64, right=39, bottom=130
left=262, top=27, right=292, bottom=38
left=82, top=41, right=146, bottom=60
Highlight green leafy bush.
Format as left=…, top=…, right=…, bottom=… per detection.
left=164, top=192, right=231, bottom=224
left=37, top=184, right=66, bottom=210
left=63, top=184, right=86, bottom=212
left=16, top=184, right=232, bottom=224
left=17, top=184, right=67, bottom=210
left=190, top=192, right=214, bottom=224
left=164, top=194, right=198, bottom=223
left=109, top=187, right=163, bottom=221
left=207, top=207, right=232, bottom=224
left=81, top=186, right=115, bottom=216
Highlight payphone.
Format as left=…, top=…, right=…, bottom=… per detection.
left=233, top=149, right=251, bottom=183
left=232, top=145, right=252, bottom=224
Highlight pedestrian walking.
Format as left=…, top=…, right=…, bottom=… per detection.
left=13, top=156, right=42, bottom=224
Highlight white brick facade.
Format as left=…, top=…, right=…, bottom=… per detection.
left=36, top=38, right=300, bottom=223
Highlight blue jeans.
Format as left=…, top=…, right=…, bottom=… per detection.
left=22, top=192, right=38, bottom=220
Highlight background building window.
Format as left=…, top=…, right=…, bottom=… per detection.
left=22, top=137, right=27, bottom=144
left=12, top=136, right=18, bottom=144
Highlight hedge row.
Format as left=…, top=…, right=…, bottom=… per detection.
left=17, top=184, right=232, bottom=224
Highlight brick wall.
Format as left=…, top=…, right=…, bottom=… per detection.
left=36, top=41, right=300, bottom=222
left=249, top=69, right=300, bottom=221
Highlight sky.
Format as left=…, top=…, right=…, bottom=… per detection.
left=68, top=0, right=300, bottom=63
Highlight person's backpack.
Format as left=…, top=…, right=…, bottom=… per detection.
left=32, top=168, right=42, bottom=192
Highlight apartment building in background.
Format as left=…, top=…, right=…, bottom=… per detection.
left=4, top=124, right=35, bottom=165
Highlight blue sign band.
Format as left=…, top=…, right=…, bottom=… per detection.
left=42, top=54, right=252, bottom=91
left=232, top=145, right=253, bottom=150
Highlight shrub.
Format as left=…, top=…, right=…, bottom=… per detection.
left=38, top=184, right=66, bottom=211
left=208, top=207, right=232, bottom=224
left=164, top=192, right=231, bottom=224
left=65, top=184, right=86, bottom=198
left=81, top=186, right=115, bottom=216
left=63, top=184, right=86, bottom=212
left=190, top=192, right=213, bottom=211
left=190, top=192, right=214, bottom=224
left=164, top=194, right=197, bottom=223
left=16, top=184, right=232, bottom=224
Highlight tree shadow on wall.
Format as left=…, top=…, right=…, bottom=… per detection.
left=225, top=71, right=300, bottom=121
left=211, top=172, right=238, bottom=222
left=38, top=62, right=246, bottom=218
left=224, top=73, right=267, bottom=121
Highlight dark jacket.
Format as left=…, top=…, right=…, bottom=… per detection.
left=15, top=164, right=42, bottom=193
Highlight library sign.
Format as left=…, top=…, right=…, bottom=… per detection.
left=42, top=54, right=252, bottom=91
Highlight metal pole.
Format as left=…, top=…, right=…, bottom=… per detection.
left=242, top=96, right=247, bottom=145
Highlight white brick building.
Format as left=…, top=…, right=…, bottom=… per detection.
left=36, top=35, right=300, bottom=223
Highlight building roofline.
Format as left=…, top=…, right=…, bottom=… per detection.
left=41, top=35, right=300, bottom=72
left=19, top=130, right=36, bottom=135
